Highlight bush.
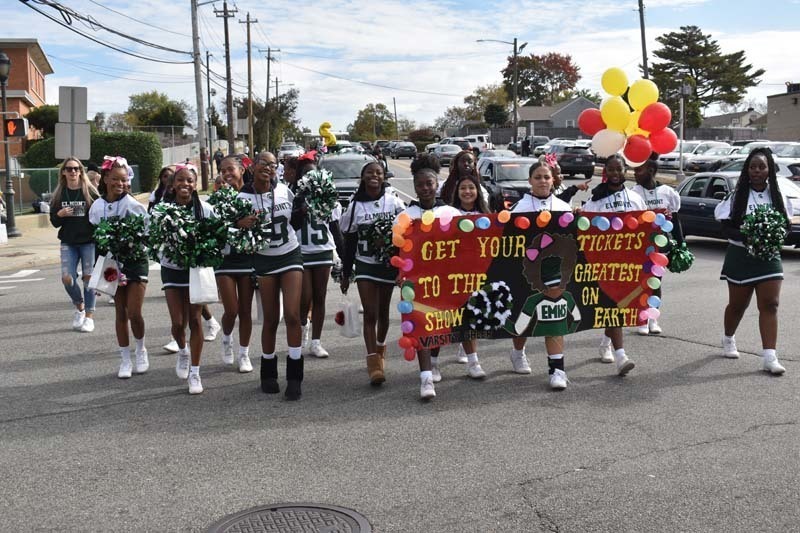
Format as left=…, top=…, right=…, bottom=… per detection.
left=20, top=131, right=163, bottom=192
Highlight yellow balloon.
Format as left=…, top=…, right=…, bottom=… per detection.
left=601, top=96, right=632, bottom=132
left=628, top=79, right=659, bottom=110
left=421, top=210, right=435, bottom=225
left=601, top=67, right=629, bottom=97
left=624, top=110, right=642, bottom=136
left=632, top=127, right=650, bottom=138
left=319, top=121, right=337, bottom=147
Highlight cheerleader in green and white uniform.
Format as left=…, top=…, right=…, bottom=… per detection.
left=239, top=151, right=305, bottom=400
left=340, top=161, right=406, bottom=386
left=714, top=148, right=791, bottom=375
left=88, top=156, right=149, bottom=380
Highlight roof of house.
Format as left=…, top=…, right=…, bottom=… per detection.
left=0, top=38, right=54, bottom=75
left=701, top=110, right=761, bottom=128
left=518, top=97, right=598, bottom=122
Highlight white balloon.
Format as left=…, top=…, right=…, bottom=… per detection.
left=622, top=152, right=646, bottom=168
left=591, top=129, right=626, bottom=158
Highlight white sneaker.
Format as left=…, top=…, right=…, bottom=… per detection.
left=599, top=344, right=614, bottom=363
left=163, top=339, right=180, bottom=353
left=763, top=355, right=786, bottom=375
left=467, top=362, right=486, bottom=379
left=118, top=358, right=132, bottom=379
left=79, top=317, right=95, bottom=333
left=204, top=318, right=221, bottom=341
left=456, top=344, right=468, bottom=364
left=420, top=376, right=436, bottom=399
left=648, top=319, right=662, bottom=335
left=637, top=324, right=650, bottom=335
left=549, top=369, right=568, bottom=390
left=188, top=373, right=203, bottom=394
left=722, top=336, right=740, bottom=359
left=72, top=310, right=86, bottom=330
left=510, top=350, right=532, bottom=374
left=134, top=348, right=149, bottom=374
left=615, top=353, right=635, bottom=376
left=221, top=340, right=234, bottom=365
left=431, top=364, right=442, bottom=383
left=176, top=350, right=190, bottom=379
left=107, top=296, right=115, bottom=305
left=301, top=322, right=310, bottom=353
left=308, top=341, right=329, bottom=358
left=238, top=352, right=253, bottom=373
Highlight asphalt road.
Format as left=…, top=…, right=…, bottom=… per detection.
left=2, top=160, right=799, bottom=531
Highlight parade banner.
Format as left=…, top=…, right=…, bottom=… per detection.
left=392, top=210, right=672, bottom=355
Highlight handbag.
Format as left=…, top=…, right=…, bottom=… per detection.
left=87, top=254, right=120, bottom=296
left=338, top=294, right=362, bottom=338
left=189, top=266, right=219, bottom=304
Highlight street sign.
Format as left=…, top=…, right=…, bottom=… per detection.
left=55, top=122, right=91, bottom=160
left=58, top=86, right=88, bottom=123
left=4, top=118, right=27, bottom=137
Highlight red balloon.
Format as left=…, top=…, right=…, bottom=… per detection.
left=578, top=108, right=606, bottom=136
left=623, top=135, right=652, bottom=163
left=639, top=102, right=672, bottom=132
left=649, top=252, right=669, bottom=267
left=514, top=216, right=531, bottom=230
left=398, top=336, right=412, bottom=349
left=624, top=215, right=639, bottom=230
left=649, top=128, right=678, bottom=155
left=403, top=347, right=416, bottom=361
left=390, top=255, right=403, bottom=268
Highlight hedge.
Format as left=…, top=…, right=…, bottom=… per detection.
left=20, top=131, right=163, bottom=192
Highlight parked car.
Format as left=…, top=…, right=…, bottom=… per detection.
left=713, top=141, right=797, bottom=169
left=426, top=137, right=469, bottom=153
left=534, top=138, right=575, bottom=157
left=432, top=144, right=462, bottom=167
left=390, top=141, right=417, bottom=159
left=685, top=146, right=739, bottom=173
left=773, top=143, right=800, bottom=160
left=507, top=141, right=521, bottom=154
left=478, top=157, right=538, bottom=210
left=382, top=141, right=400, bottom=157
left=374, top=140, right=391, bottom=153
left=359, top=141, right=373, bottom=152
left=546, top=143, right=595, bottom=180
left=677, top=172, right=800, bottom=245
left=658, top=141, right=730, bottom=170
left=464, top=134, right=494, bottom=155
left=530, top=135, right=550, bottom=152
left=479, top=149, right=517, bottom=159
left=716, top=159, right=800, bottom=179
left=318, top=153, right=394, bottom=208
left=277, top=142, right=304, bottom=161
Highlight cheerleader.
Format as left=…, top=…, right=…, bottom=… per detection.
left=714, top=148, right=790, bottom=374
left=158, top=164, right=217, bottom=394
left=401, top=166, right=462, bottom=398
left=630, top=157, right=682, bottom=335
left=340, top=161, right=406, bottom=386
left=289, top=154, right=343, bottom=358
left=240, top=152, right=305, bottom=400
left=582, top=154, right=646, bottom=375
left=446, top=171, right=490, bottom=380
left=214, top=155, right=255, bottom=373
left=88, top=156, right=149, bottom=379
left=509, top=160, right=574, bottom=389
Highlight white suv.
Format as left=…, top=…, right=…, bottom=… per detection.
left=464, top=134, right=494, bottom=155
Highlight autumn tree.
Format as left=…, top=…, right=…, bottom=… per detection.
left=125, top=91, right=190, bottom=133
left=650, top=25, right=765, bottom=128
left=502, top=52, right=581, bottom=106
left=347, top=103, right=396, bottom=141
left=464, top=84, right=508, bottom=120
left=235, top=89, right=302, bottom=153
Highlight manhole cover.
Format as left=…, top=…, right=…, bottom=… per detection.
left=208, top=503, right=372, bottom=533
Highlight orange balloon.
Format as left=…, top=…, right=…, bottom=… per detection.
left=639, top=293, right=649, bottom=307
left=536, top=211, right=552, bottom=228
left=396, top=212, right=412, bottom=227
left=392, top=233, right=405, bottom=247
left=420, top=223, right=432, bottom=233
left=641, top=210, right=656, bottom=223
left=497, top=210, right=511, bottom=223
left=402, top=239, right=413, bottom=252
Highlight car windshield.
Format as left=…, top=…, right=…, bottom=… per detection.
left=704, top=147, right=732, bottom=156
left=564, top=147, right=590, bottom=155
left=495, top=162, right=531, bottom=181
left=775, top=144, right=800, bottom=158
left=439, top=146, right=460, bottom=153
left=319, top=159, right=372, bottom=179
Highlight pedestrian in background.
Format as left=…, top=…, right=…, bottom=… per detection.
left=49, top=157, right=99, bottom=333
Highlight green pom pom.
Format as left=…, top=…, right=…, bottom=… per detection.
left=740, top=205, right=787, bottom=261
left=296, top=169, right=339, bottom=221
left=363, top=216, right=398, bottom=264
left=93, top=215, right=148, bottom=265
left=667, top=241, right=695, bottom=273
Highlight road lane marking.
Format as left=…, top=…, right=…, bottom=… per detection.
left=0, top=269, right=40, bottom=279
left=0, top=278, right=45, bottom=284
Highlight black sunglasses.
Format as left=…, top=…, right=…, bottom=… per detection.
left=64, top=166, right=81, bottom=172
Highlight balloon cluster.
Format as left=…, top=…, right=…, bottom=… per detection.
left=93, top=215, right=148, bottom=265
left=397, top=280, right=419, bottom=361
left=318, top=121, right=337, bottom=147
left=578, top=67, right=678, bottom=166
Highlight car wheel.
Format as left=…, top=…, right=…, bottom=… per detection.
left=585, top=171, right=593, bottom=180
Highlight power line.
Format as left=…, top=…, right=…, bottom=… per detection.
left=281, top=61, right=464, bottom=97
left=48, top=54, right=195, bottom=80
left=54, top=61, right=196, bottom=84
left=86, top=0, right=192, bottom=38
left=280, top=49, right=503, bottom=63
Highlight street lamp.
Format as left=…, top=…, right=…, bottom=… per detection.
left=0, top=50, right=20, bottom=238
left=477, top=38, right=527, bottom=143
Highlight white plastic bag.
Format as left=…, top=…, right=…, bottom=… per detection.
left=0, top=223, right=7, bottom=245
left=87, top=254, right=119, bottom=296
left=189, top=266, right=219, bottom=304
left=338, top=295, right=362, bottom=338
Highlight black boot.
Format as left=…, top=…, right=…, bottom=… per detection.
left=260, top=356, right=279, bottom=394
left=285, top=356, right=303, bottom=401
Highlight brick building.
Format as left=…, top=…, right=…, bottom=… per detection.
left=0, top=38, right=53, bottom=169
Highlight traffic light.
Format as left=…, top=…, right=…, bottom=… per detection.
left=4, top=118, right=28, bottom=137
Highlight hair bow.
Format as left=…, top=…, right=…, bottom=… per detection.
left=298, top=150, right=317, bottom=162
left=174, top=162, right=198, bottom=174
left=101, top=155, right=129, bottom=171
left=544, top=153, right=558, bottom=168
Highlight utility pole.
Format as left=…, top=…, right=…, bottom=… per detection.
left=392, top=97, right=399, bottom=140
left=190, top=0, right=209, bottom=189
left=259, top=47, right=279, bottom=152
left=205, top=50, right=213, bottom=158
left=215, top=0, right=236, bottom=154
left=240, top=13, right=257, bottom=157
left=638, top=0, right=649, bottom=79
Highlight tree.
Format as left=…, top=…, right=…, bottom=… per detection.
left=92, top=112, right=106, bottom=132
left=125, top=91, right=190, bottom=132
left=105, top=113, right=130, bottom=132
left=25, top=104, right=59, bottom=137
left=407, top=128, right=436, bottom=142
left=650, top=25, right=765, bottom=128
left=483, top=103, right=509, bottom=127
left=716, top=97, right=767, bottom=115
left=464, top=84, right=508, bottom=120
left=397, top=117, right=416, bottom=138
left=347, top=103, right=396, bottom=141
left=433, top=106, right=469, bottom=132
left=502, top=52, right=581, bottom=106
left=236, top=88, right=303, bottom=153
